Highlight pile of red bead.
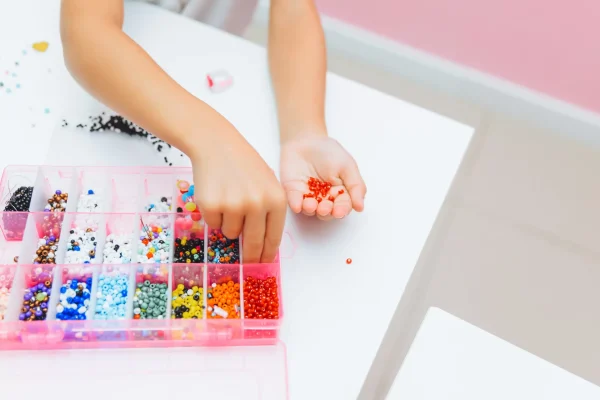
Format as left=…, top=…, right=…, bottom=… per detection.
left=303, top=177, right=343, bottom=203
left=243, top=276, right=279, bottom=319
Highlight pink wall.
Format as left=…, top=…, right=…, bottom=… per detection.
left=316, top=0, right=600, bottom=114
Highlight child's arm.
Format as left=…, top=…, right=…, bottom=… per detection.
left=61, top=0, right=287, bottom=263
left=269, top=0, right=367, bottom=219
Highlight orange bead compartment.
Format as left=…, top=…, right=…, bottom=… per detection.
left=243, top=276, right=280, bottom=320
left=207, top=279, right=240, bottom=319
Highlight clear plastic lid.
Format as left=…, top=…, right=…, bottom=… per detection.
left=0, top=341, right=288, bottom=399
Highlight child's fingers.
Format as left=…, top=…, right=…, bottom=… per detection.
left=302, top=198, right=318, bottom=216
left=286, top=189, right=304, bottom=213
left=316, top=199, right=334, bottom=217
left=340, top=163, right=367, bottom=212
left=332, top=192, right=353, bottom=219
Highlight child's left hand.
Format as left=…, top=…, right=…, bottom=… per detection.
left=280, top=134, right=367, bottom=220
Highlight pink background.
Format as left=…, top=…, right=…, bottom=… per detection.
left=316, top=0, right=600, bottom=114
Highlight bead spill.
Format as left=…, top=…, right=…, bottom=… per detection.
left=103, top=234, right=133, bottom=263
left=56, top=277, right=92, bottom=320
left=207, top=280, right=240, bottom=319
left=172, top=284, right=204, bottom=319
left=243, top=276, right=279, bottom=320
left=95, top=273, right=129, bottom=320
left=133, top=279, right=168, bottom=319
left=207, top=229, right=239, bottom=264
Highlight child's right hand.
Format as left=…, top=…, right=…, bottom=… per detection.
left=189, top=128, right=287, bottom=264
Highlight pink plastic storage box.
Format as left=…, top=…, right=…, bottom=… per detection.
left=0, top=166, right=292, bottom=350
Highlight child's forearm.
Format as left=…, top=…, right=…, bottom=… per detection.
left=268, top=0, right=328, bottom=144
left=60, top=0, right=237, bottom=160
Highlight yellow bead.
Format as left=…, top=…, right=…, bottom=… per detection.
left=192, top=286, right=198, bottom=292
left=184, top=202, right=196, bottom=212
left=177, top=284, right=184, bottom=291
left=181, top=239, right=187, bottom=246
left=32, top=41, right=49, bottom=52
left=183, top=312, right=190, bottom=318
left=194, top=311, right=202, bottom=318
left=191, top=248, right=197, bottom=255
left=157, top=227, right=162, bottom=233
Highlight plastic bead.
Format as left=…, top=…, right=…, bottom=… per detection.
left=207, top=229, right=239, bottom=264
left=172, top=285, right=204, bottom=319
left=94, top=273, right=129, bottom=320
left=184, top=202, right=196, bottom=212
left=207, top=280, right=240, bottom=319
left=56, top=278, right=93, bottom=320
left=207, top=70, right=233, bottom=93
left=243, top=276, right=279, bottom=320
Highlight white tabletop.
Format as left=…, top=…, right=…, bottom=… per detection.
left=0, top=2, right=473, bottom=399
left=388, top=308, right=600, bottom=399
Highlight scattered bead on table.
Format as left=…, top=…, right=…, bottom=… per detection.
left=138, top=218, right=172, bottom=263
left=207, top=229, right=239, bottom=264
left=207, top=280, right=240, bottom=319
left=133, top=279, right=168, bottom=319
left=76, top=189, right=100, bottom=212
left=95, top=273, right=129, bottom=320
left=172, top=283, right=204, bottom=319
left=103, top=234, right=133, bottom=263
left=346, top=258, right=352, bottom=264
left=243, top=276, right=279, bottom=319
left=56, top=277, right=92, bottom=320
left=206, top=69, right=233, bottom=93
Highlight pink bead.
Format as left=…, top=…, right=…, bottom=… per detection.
left=177, top=180, right=190, bottom=192
left=175, top=217, right=186, bottom=230
left=183, top=219, right=193, bottom=230
left=207, top=70, right=233, bottom=93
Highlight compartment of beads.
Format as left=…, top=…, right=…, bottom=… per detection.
left=0, top=165, right=289, bottom=350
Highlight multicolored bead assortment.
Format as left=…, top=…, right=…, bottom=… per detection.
left=103, top=234, right=133, bottom=263
left=20, top=267, right=53, bottom=321
left=174, top=234, right=204, bottom=264
left=56, top=277, right=93, bottom=320
left=207, top=281, right=240, bottom=319
left=207, top=229, right=240, bottom=264
left=172, top=284, right=204, bottom=319
left=145, top=197, right=171, bottom=212
left=94, top=272, right=129, bottom=320
left=133, top=279, right=168, bottom=319
left=65, top=228, right=98, bottom=264
left=243, top=276, right=279, bottom=320
left=43, top=190, right=68, bottom=212
left=138, top=217, right=172, bottom=263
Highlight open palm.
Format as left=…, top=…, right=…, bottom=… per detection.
left=280, top=135, right=366, bottom=220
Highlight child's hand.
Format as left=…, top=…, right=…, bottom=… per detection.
left=191, top=131, right=287, bottom=263
left=280, top=134, right=367, bottom=220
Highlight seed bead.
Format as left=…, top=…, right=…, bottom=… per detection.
left=172, top=284, right=204, bottom=319
left=207, top=229, right=239, bottom=264
left=243, top=276, right=279, bottom=320
left=207, top=280, right=240, bottom=319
